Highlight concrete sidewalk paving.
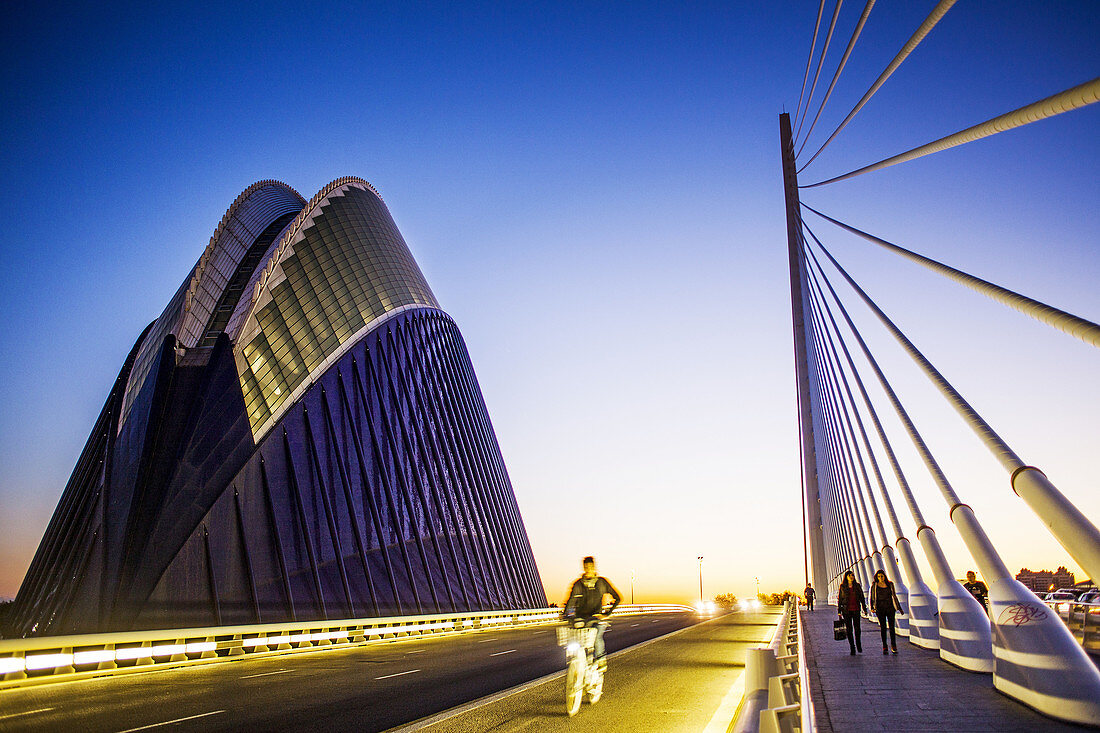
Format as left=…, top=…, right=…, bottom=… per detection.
left=391, top=609, right=782, bottom=733
left=800, top=607, right=1084, bottom=732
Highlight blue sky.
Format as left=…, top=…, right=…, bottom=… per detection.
left=0, top=1, right=1096, bottom=601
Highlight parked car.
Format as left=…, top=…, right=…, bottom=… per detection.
left=1075, top=590, right=1100, bottom=612
left=1043, top=590, right=1077, bottom=613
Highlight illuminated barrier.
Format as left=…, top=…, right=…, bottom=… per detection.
left=732, top=600, right=816, bottom=733
left=0, top=603, right=695, bottom=689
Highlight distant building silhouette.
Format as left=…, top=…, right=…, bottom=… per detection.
left=1015, top=566, right=1076, bottom=593
left=7, top=178, right=545, bottom=637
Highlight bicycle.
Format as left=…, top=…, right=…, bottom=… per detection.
left=557, top=619, right=606, bottom=716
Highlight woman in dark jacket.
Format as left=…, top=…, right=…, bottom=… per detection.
left=837, top=570, right=867, bottom=655
left=870, top=569, right=904, bottom=654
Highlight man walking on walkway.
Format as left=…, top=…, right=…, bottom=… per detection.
left=805, top=583, right=816, bottom=611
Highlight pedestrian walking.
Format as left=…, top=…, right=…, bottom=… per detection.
left=837, top=570, right=867, bottom=655
left=804, top=583, right=816, bottom=611
left=870, top=569, right=904, bottom=654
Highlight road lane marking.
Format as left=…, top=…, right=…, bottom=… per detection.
left=489, top=649, right=516, bottom=657
left=702, top=667, right=747, bottom=733
left=240, top=669, right=291, bottom=679
left=375, top=669, right=421, bottom=680
left=631, top=623, right=640, bottom=627
left=406, top=649, right=426, bottom=654
left=476, top=637, right=498, bottom=643
left=117, top=710, right=225, bottom=732
left=0, top=708, right=55, bottom=721
left=388, top=613, right=720, bottom=732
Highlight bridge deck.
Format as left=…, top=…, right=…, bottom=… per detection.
left=800, top=608, right=1082, bottom=732
left=391, top=608, right=781, bottom=732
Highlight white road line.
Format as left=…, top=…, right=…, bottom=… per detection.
left=240, top=669, right=291, bottom=679
left=375, top=669, right=421, bottom=680
left=389, top=614, right=720, bottom=732
left=476, top=637, right=498, bottom=643
left=489, top=649, right=516, bottom=657
left=702, top=668, right=747, bottom=733
left=0, top=708, right=55, bottom=722
left=406, top=649, right=426, bottom=654
left=116, top=710, right=225, bottom=732
left=631, top=623, right=640, bottom=627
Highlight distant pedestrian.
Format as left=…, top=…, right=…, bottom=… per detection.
left=870, top=569, right=904, bottom=654
left=805, top=583, right=816, bottom=611
left=963, top=571, right=988, bottom=611
left=837, top=570, right=867, bottom=655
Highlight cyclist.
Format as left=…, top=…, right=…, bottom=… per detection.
left=563, top=556, right=622, bottom=671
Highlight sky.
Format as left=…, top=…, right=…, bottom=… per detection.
left=0, top=1, right=1096, bottom=605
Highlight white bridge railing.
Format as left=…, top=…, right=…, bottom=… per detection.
left=733, top=600, right=816, bottom=733
left=0, top=603, right=695, bottom=689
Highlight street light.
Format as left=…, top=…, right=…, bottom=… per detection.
left=755, top=576, right=760, bottom=599
left=698, top=557, right=704, bottom=604
left=631, top=569, right=636, bottom=605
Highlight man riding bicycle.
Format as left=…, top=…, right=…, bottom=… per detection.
left=563, top=556, right=622, bottom=671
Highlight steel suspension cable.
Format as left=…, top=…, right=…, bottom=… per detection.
left=808, top=270, right=904, bottom=545
left=812, top=317, right=879, bottom=577
left=794, top=0, right=846, bottom=142
left=804, top=234, right=972, bottom=589
left=811, top=299, right=889, bottom=556
left=794, top=1, right=828, bottom=125
left=801, top=237, right=928, bottom=529
left=804, top=223, right=1100, bottom=584
left=795, top=0, right=876, bottom=159
left=807, top=325, right=847, bottom=579
left=808, top=275, right=922, bottom=623
left=803, top=76, right=1100, bottom=186
left=797, top=0, right=957, bottom=174
left=802, top=204, right=1100, bottom=347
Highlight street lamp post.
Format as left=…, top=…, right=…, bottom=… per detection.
left=698, top=557, right=704, bottom=604
left=755, top=576, right=760, bottom=599
left=631, top=569, right=636, bottom=605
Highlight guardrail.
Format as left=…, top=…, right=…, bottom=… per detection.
left=733, top=600, right=815, bottom=733
left=0, top=603, right=695, bottom=690
left=1044, top=600, right=1100, bottom=652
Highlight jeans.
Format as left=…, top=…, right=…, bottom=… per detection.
left=877, top=610, right=897, bottom=649
left=807, top=598, right=814, bottom=611
left=841, top=611, right=862, bottom=652
left=593, top=620, right=607, bottom=662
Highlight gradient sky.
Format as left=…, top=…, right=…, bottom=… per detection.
left=0, top=2, right=1096, bottom=604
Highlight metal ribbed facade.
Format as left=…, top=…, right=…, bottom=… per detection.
left=5, top=179, right=544, bottom=636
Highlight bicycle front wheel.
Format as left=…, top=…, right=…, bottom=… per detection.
left=565, top=655, right=585, bottom=716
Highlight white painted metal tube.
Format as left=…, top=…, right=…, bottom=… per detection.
left=952, top=506, right=1100, bottom=724
left=894, top=537, right=939, bottom=650
left=804, top=76, right=1100, bottom=186
left=802, top=204, right=1100, bottom=348
left=916, top=527, right=994, bottom=672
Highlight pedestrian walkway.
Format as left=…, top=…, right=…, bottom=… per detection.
left=800, top=608, right=1083, bottom=732
left=389, top=609, right=782, bottom=732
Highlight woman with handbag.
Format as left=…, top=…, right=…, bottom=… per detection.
left=837, top=570, right=867, bottom=655
left=870, top=569, right=904, bottom=654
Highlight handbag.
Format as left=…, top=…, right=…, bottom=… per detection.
left=833, top=617, right=847, bottom=641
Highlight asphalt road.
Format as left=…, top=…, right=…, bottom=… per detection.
left=0, top=611, right=702, bottom=732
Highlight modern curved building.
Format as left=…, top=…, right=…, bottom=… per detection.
left=7, top=178, right=545, bottom=636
